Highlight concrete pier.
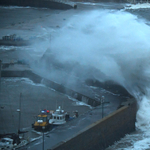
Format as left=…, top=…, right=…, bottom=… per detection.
left=49, top=99, right=137, bottom=150
left=0, top=65, right=136, bottom=150
left=1, top=63, right=101, bottom=107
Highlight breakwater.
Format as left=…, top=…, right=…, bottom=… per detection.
left=49, top=98, right=137, bottom=150
left=0, top=0, right=77, bottom=9
left=72, top=0, right=127, bottom=3
left=0, top=63, right=137, bottom=149
left=1, top=68, right=100, bottom=107
left=0, top=40, right=31, bottom=46
left=1, top=61, right=133, bottom=107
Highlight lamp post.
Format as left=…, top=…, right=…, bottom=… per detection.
left=17, top=93, right=22, bottom=134
left=101, top=96, right=105, bottom=118
left=42, top=126, right=45, bottom=150
left=100, top=96, right=110, bottom=119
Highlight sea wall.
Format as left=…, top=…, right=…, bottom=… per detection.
left=1, top=69, right=100, bottom=106
left=85, top=79, right=132, bottom=98
left=71, top=0, right=127, bottom=2
left=0, top=0, right=76, bottom=10
left=49, top=99, right=137, bottom=150
left=1, top=64, right=137, bottom=149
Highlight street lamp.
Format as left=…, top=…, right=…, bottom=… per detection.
left=17, top=93, right=22, bottom=134
left=42, top=126, right=45, bottom=150
left=17, top=108, right=21, bottom=134
left=100, top=96, right=110, bottom=119
left=101, top=96, right=105, bottom=118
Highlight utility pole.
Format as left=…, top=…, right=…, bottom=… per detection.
left=42, top=126, right=45, bottom=150
left=17, top=93, right=22, bottom=134
left=100, top=96, right=110, bottom=119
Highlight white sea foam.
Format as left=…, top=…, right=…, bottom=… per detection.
left=100, top=88, right=121, bottom=96
left=107, top=95, right=150, bottom=150
left=3, top=78, right=48, bottom=89
left=0, top=45, right=32, bottom=52
left=67, top=96, right=93, bottom=109
left=123, top=92, right=150, bottom=150
left=81, top=2, right=96, bottom=5
left=3, top=77, right=22, bottom=82
left=21, top=78, right=44, bottom=87
left=0, top=46, right=16, bottom=51
left=0, top=6, right=47, bottom=9
left=136, top=96, right=150, bottom=130
left=125, top=3, right=150, bottom=10
left=0, top=6, right=31, bottom=9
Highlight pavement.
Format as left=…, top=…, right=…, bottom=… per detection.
left=20, top=101, right=120, bottom=150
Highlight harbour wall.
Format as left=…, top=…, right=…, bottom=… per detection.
left=1, top=69, right=100, bottom=106
left=49, top=99, right=137, bottom=150
left=0, top=0, right=76, bottom=10
left=1, top=63, right=137, bottom=149
left=71, top=0, right=127, bottom=3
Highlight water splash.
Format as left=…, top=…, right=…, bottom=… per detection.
left=125, top=3, right=150, bottom=10
left=30, top=8, right=150, bottom=149
left=32, top=9, right=150, bottom=98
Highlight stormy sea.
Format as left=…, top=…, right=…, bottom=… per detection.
left=1, top=2, right=150, bottom=150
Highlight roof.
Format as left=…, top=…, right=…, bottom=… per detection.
left=38, top=114, right=47, bottom=117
